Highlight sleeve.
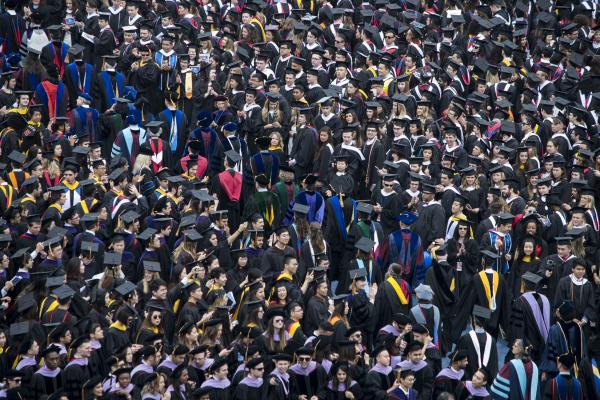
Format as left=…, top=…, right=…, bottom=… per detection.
left=490, top=363, right=511, bottom=399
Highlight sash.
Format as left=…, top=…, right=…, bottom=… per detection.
left=386, top=276, right=409, bottom=305
left=286, top=321, right=300, bottom=338
left=218, top=171, right=242, bottom=202
left=479, top=270, right=499, bottom=311
left=592, top=358, right=600, bottom=396
left=469, top=331, right=492, bottom=368
left=21, top=196, right=36, bottom=204
left=330, top=196, right=347, bottom=240
left=0, top=185, right=13, bottom=209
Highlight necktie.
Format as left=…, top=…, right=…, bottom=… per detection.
left=185, top=73, right=193, bottom=99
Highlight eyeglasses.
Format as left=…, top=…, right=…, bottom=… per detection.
left=152, top=315, right=162, bottom=320
left=298, top=356, right=311, bottom=361
left=385, top=35, right=395, bottom=39
left=384, top=183, right=394, bottom=187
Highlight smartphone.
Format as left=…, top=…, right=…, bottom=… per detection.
left=191, top=66, right=199, bottom=74
left=65, top=17, right=75, bottom=26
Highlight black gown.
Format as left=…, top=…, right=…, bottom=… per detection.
left=456, top=330, right=499, bottom=380
left=63, top=359, right=91, bottom=400
left=364, top=366, right=395, bottom=400
left=289, top=362, right=327, bottom=399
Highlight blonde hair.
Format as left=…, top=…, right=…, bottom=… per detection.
left=133, top=154, right=151, bottom=175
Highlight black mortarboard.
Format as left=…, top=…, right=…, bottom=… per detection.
left=355, top=237, right=375, bottom=253
left=472, top=305, right=491, bottom=320
left=115, top=281, right=137, bottom=297
left=103, top=252, right=122, bottom=266
left=53, top=285, right=76, bottom=301
left=143, top=260, right=161, bottom=272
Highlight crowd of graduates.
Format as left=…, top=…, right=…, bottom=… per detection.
left=1, top=0, right=600, bottom=399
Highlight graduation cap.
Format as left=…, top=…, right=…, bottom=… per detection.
left=137, top=228, right=157, bottom=241
left=143, top=260, right=161, bottom=272
left=53, top=285, right=76, bottom=301
left=45, top=276, right=65, bottom=288
left=522, top=272, right=543, bottom=288
left=224, top=150, right=242, bottom=164
left=8, top=150, right=26, bottom=165
left=355, top=237, right=375, bottom=253
left=80, top=241, right=99, bottom=253
left=355, top=202, right=373, bottom=214
left=183, top=229, right=203, bottom=242
left=42, top=235, right=62, bottom=249
left=9, top=321, right=30, bottom=337
left=349, top=268, right=367, bottom=281
left=292, top=203, right=309, bottom=215
left=16, top=293, right=36, bottom=313
left=103, top=252, right=122, bottom=266
left=472, top=304, right=491, bottom=320
left=115, top=281, right=137, bottom=297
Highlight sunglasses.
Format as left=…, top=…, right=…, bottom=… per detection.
left=274, top=319, right=284, bottom=323
left=299, top=357, right=311, bottom=361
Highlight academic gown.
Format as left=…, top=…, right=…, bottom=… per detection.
left=540, top=320, right=584, bottom=375
left=491, top=359, right=540, bottom=400
left=290, top=128, right=317, bottom=178
left=318, top=380, right=362, bottom=400
left=424, top=261, right=458, bottom=353
left=456, top=329, right=499, bottom=380
left=386, top=229, right=425, bottom=288
left=432, top=368, right=465, bottom=400
left=31, top=367, right=62, bottom=398
left=451, top=270, right=511, bottom=340
left=323, top=195, right=354, bottom=277
left=543, top=373, right=582, bottom=400
left=200, top=378, right=232, bottom=400
left=243, top=191, right=282, bottom=233
left=63, top=359, right=91, bottom=400
left=289, top=362, right=328, bottom=399
left=509, top=292, right=551, bottom=363
left=554, top=275, right=596, bottom=323
left=158, top=109, right=188, bottom=166
left=233, top=377, right=268, bottom=400
left=64, top=61, right=95, bottom=108
left=364, top=366, right=395, bottom=400
left=374, top=276, right=411, bottom=332
left=396, top=360, right=433, bottom=400
left=371, top=190, right=403, bottom=235
left=578, top=356, right=600, bottom=400
left=304, top=295, right=330, bottom=336
left=412, top=201, right=446, bottom=247
left=537, top=254, right=576, bottom=300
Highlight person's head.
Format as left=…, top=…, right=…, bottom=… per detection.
left=283, top=255, right=298, bottom=274
left=450, top=350, right=468, bottom=370
left=247, top=358, right=265, bottom=379
left=397, top=369, right=415, bottom=389
left=315, top=280, right=328, bottom=297
left=150, top=279, right=168, bottom=300
left=288, top=302, right=303, bottom=321
left=471, top=367, right=489, bottom=388
left=571, top=258, right=587, bottom=280
left=374, top=347, right=390, bottom=366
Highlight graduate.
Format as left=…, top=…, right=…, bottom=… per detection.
left=386, top=212, right=425, bottom=288
left=396, top=341, right=434, bottom=400
left=411, top=182, right=446, bottom=248
left=63, top=45, right=95, bottom=109
left=289, top=347, right=327, bottom=400
left=364, top=346, right=395, bottom=400
left=213, top=151, right=244, bottom=232
left=93, top=55, right=125, bottom=113
left=247, top=135, right=280, bottom=190
left=452, top=248, right=511, bottom=339
left=540, top=300, right=585, bottom=378
left=267, top=353, right=292, bottom=399
left=374, top=263, right=412, bottom=333
left=157, top=90, right=188, bottom=167
left=432, top=350, right=468, bottom=400
left=371, top=174, right=404, bottom=235
left=199, top=358, right=231, bottom=399
left=63, top=336, right=92, bottom=400
left=454, top=367, right=491, bottom=400
left=111, top=113, right=147, bottom=170
left=578, top=335, right=600, bottom=400
left=509, top=272, right=551, bottom=364
left=455, top=306, right=499, bottom=380
left=30, top=345, right=63, bottom=398
left=33, top=64, right=69, bottom=124
left=490, top=340, right=540, bottom=400
left=388, top=368, right=418, bottom=400
left=232, top=357, right=268, bottom=400
left=70, top=93, right=99, bottom=140
left=543, top=352, right=582, bottom=400
left=327, top=155, right=355, bottom=197
left=553, top=258, right=597, bottom=326
left=292, top=175, right=326, bottom=224
left=242, top=174, right=282, bottom=233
